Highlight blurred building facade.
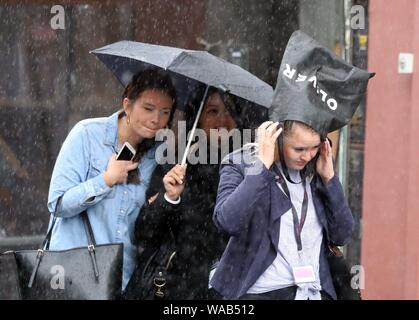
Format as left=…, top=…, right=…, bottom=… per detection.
left=0, top=0, right=346, bottom=238
left=362, top=0, right=419, bottom=300
left=0, top=0, right=375, bottom=299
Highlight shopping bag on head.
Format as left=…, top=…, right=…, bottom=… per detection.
left=270, top=30, right=375, bottom=138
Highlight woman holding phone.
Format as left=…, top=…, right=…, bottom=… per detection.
left=47, top=68, right=177, bottom=290
left=124, top=86, right=239, bottom=300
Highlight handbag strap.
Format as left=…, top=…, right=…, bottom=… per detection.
left=42, top=196, right=62, bottom=251
left=43, top=197, right=97, bottom=250
left=81, top=211, right=97, bottom=247
left=29, top=198, right=100, bottom=287
left=81, top=211, right=100, bottom=278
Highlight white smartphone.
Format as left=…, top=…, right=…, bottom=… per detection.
left=116, top=142, right=136, bottom=161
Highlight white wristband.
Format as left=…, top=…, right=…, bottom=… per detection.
left=164, top=193, right=181, bottom=205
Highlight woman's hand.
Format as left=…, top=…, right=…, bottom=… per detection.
left=258, top=121, right=283, bottom=169
left=104, top=154, right=139, bottom=187
left=316, top=139, right=335, bottom=184
left=163, top=164, right=187, bottom=201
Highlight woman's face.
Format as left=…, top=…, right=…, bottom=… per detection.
left=283, top=123, right=321, bottom=170
left=198, top=92, right=237, bottom=145
left=124, top=89, right=174, bottom=141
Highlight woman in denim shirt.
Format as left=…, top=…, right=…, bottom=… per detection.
left=47, top=69, right=177, bottom=289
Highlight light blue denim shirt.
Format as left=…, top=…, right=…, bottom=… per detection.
left=47, top=110, right=158, bottom=289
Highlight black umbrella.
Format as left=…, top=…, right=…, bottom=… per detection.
left=90, top=41, right=273, bottom=165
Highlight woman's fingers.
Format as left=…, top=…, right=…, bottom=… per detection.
left=173, top=164, right=186, bottom=179
left=322, top=139, right=332, bottom=159
left=164, top=175, right=177, bottom=186
left=266, top=122, right=281, bottom=140
left=127, top=162, right=139, bottom=171
left=327, top=139, right=333, bottom=158
left=266, top=121, right=279, bottom=132
left=272, top=127, right=283, bottom=140
left=165, top=171, right=183, bottom=185
left=148, top=193, right=159, bottom=204
left=258, top=121, right=274, bottom=130
left=172, top=172, right=184, bottom=185
left=180, top=163, right=188, bottom=172
left=167, top=164, right=186, bottom=184
left=258, top=121, right=280, bottom=139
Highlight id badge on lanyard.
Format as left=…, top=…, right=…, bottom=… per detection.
left=274, top=164, right=316, bottom=284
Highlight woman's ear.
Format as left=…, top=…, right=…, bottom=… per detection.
left=122, top=98, right=131, bottom=115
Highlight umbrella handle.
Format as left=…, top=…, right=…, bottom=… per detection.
left=180, top=85, right=210, bottom=167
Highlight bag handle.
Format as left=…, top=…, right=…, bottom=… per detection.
left=42, top=197, right=62, bottom=251
left=43, top=197, right=97, bottom=250
left=81, top=211, right=100, bottom=278
left=28, top=197, right=99, bottom=288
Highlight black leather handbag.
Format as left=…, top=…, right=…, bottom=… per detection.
left=1, top=203, right=123, bottom=300
left=124, top=231, right=177, bottom=300
left=0, top=251, right=21, bottom=300
left=326, top=244, right=362, bottom=300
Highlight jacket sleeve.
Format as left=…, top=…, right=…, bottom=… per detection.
left=134, top=193, right=181, bottom=248
left=316, top=175, right=355, bottom=246
left=134, top=165, right=181, bottom=248
left=47, top=122, right=112, bottom=218
left=213, top=157, right=275, bottom=236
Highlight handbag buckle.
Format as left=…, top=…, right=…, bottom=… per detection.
left=87, top=244, right=95, bottom=252
left=154, top=271, right=167, bottom=298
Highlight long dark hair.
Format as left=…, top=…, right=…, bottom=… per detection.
left=183, top=86, right=241, bottom=163
left=121, top=68, right=177, bottom=184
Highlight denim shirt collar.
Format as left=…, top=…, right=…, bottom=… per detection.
left=104, top=110, right=123, bottom=150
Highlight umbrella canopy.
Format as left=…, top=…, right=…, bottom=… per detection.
left=91, top=41, right=273, bottom=166
left=90, top=40, right=273, bottom=109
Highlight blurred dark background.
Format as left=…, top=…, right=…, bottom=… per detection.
left=0, top=0, right=367, bottom=272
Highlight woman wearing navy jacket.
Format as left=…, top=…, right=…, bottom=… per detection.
left=209, top=31, right=374, bottom=300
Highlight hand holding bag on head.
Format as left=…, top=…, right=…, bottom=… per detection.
left=270, top=30, right=374, bottom=300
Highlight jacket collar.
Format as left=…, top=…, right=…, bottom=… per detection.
left=104, top=110, right=123, bottom=149
left=267, top=172, right=329, bottom=247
